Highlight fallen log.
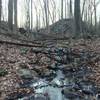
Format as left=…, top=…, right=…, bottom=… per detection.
left=0, top=32, right=42, bottom=45
left=0, top=40, right=45, bottom=47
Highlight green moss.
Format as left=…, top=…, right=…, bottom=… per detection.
left=20, top=48, right=29, bottom=55
left=0, top=68, right=8, bottom=77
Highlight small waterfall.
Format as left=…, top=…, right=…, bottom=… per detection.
left=33, top=70, right=66, bottom=100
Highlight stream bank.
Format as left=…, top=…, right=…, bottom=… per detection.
left=3, top=46, right=100, bottom=100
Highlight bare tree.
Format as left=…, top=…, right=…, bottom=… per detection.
left=61, top=0, right=64, bottom=19
left=30, top=0, right=33, bottom=30
left=8, top=0, right=13, bottom=30
left=25, top=0, right=30, bottom=30
left=0, top=0, right=1, bottom=23
left=33, top=0, right=39, bottom=30
left=44, top=0, right=49, bottom=28
left=81, top=0, right=86, bottom=19
left=50, top=0, right=56, bottom=23
left=14, top=0, right=18, bottom=30
left=38, top=0, right=45, bottom=27
left=74, top=0, right=81, bottom=35
left=94, top=0, right=97, bottom=31
left=70, top=0, right=72, bottom=17
left=65, top=0, right=67, bottom=18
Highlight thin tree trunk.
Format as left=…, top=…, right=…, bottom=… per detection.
left=14, top=0, right=17, bottom=31
left=38, top=0, right=45, bottom=27
left=81, top=0, right=86, bottom=19
left=52, top=0, right=56, bottom=23
left=94, top=0, right=97, bottom=32
left=38, top=10, right=41, bottom=29
left=50, top=0, right=56, bottom=23
left=65, top=0, right=67, bottom=18
left=33, top=0, right=38, bottom=31
left=61, top=0, right=63, bottom=19
left=74, top=0, right=81, bottom=36
left=30, top=0, right=33, bottom=30
left=44, top=0, right=49, bottom=28
left=70, top=0, right=72, bottom=18
left=90, top=12, right=93, bottom=28
left=43, top=0, right=50, bottom=33
left=0, top=0, right=1, bottom=23
left=25, top=0, right=30, bottom=30
left=8, top=0, right=13, bottom=30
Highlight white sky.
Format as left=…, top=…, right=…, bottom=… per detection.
left=1, top=0, right=100, bottom=28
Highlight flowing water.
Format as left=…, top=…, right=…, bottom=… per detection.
left=7, top=47, right=100, bottom=100
left=18, top=68, right=98, bottom=100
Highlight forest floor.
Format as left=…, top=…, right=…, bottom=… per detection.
left=0, top=35, right=100, bottom=100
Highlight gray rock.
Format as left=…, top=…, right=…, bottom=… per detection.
left=18, top=69, right=37, bottom=79
left=39, top=56, right=51, bottom=65
left=62, top=88, right=81, bottom=99
left=34, top=94, right=49, bottom=100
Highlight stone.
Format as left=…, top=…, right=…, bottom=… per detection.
left=51, top=78, right=63, bottom=87
left=39, top=56, right=51, bottom=65
left=34, top=94, right=49, bottom=100
left=49, top=61, right=58, bottom=69
left=62, top=88, right=81, bottom=99
left=33, top=65, right=48, bottom=75
left=17, top=69, right=37, bottom=79
left=40, top=69, right=56, bottom=80
left=78, top=80, right=95, bottom=95
left=28, top=53, right=37, bottom=64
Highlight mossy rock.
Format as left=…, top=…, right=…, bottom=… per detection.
left=17, top=69, right=34, bottom=79
left=0, top=68, right=8, bottom=77
left=20, top=48, right=29, bottom=55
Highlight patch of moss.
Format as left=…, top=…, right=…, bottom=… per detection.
left=20, top=48, right=29, bottom=55
left=0, top=68, right=8, bottom=77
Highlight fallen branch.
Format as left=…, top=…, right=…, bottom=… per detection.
left=0, top=40, right=45, bottom=47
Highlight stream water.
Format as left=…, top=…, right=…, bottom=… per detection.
left=18, top=70, right=66, bottom=100
left=6, top=47, right=100, bottom=100
left=18, top=68, right=99, bottom=100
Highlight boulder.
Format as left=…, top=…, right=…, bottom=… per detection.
left=62, top=88, right=82, bottom=99
left=17, top=69, right=37, bottom=79
left=34, top=94, right=50, bottom=100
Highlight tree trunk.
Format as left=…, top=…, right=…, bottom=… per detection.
left=50, top=0, right=56, bottom=23
left=30, top=0, right=33, bottom=30
left=43, top=0, right=50, bottom=33
left=38, top=0, right=45, bottom=27
left=25, top=0, right=30, bottom=30
left=74, top=0, right=81, bottom=36
left=33, top=0, right=38, bottom=31
left=44, top=0, right=49, bottom=28
left=94, top=0, right=97, bottom=32
left=61, top=0, right=63, bottom=19
left=81, top=0, right=86, bottom=19
left=70, top=0, right=72, bottom=18
left=14, top=0, right=17, bottom=31
left=0, top=0, right=1, bottom=23
left=8, top=0, right=13, bottom=30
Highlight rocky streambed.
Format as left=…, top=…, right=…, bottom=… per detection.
left=2, top=46, right=100, bottom=100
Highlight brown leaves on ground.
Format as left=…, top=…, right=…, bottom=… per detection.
left=0, top=43, right=53, bottom=99
left=0, top=38, right=100, bottom=99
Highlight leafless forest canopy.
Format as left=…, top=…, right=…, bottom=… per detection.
left=0, top=0, right=100, bottom=38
